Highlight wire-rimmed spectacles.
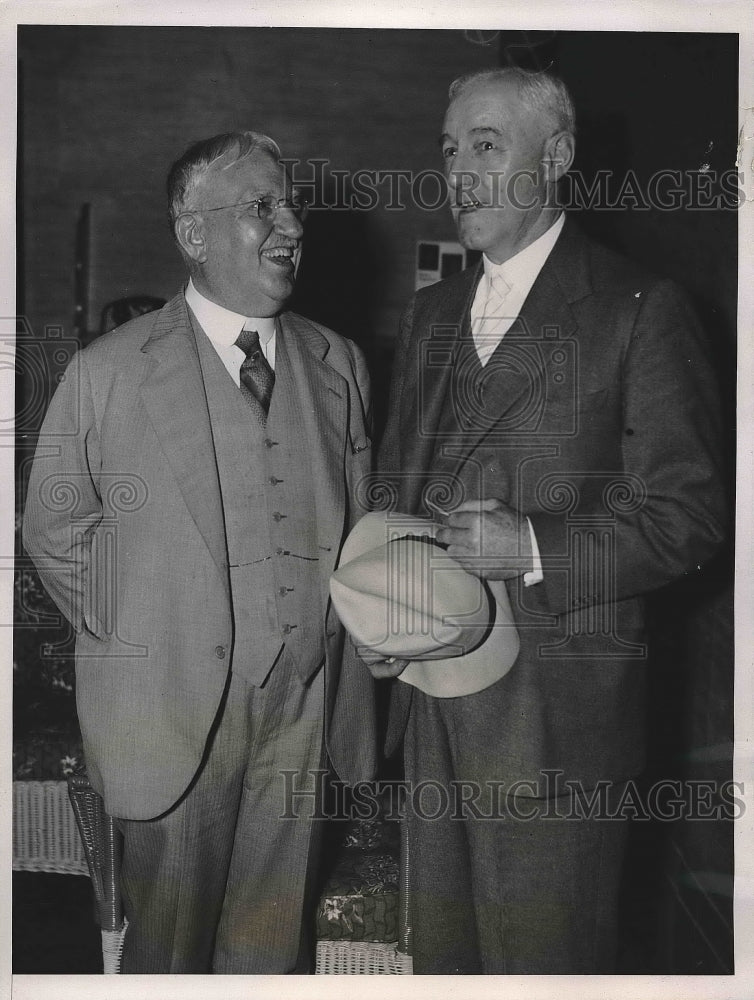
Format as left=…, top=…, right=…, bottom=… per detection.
left=180, top=194, right=309, bottom=223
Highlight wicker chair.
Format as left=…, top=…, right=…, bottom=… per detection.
left=65, top=768, right=412, bottom=975
left=315, top=815, right=413, bottom=974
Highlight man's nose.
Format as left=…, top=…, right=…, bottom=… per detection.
left=275, top=205, right=304, bottom=239
left=446, top=166, right=461, bottom=191
left=447, top=164, right=480, bottom=201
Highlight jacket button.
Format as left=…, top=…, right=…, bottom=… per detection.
left=215, top=645, right=226, bottom=658
left=282, top=624, right=292, bottom=635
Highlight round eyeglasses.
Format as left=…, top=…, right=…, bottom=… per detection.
left=181, top=194, right=309, bottom=223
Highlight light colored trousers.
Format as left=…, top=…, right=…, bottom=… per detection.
left=116, top=660, right=325, bottom=974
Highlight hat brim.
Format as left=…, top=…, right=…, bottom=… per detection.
left=330, top=511, right=519, bottom=697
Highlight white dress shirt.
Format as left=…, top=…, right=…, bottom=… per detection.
left=470, top=212, right=565, bottom=368
left=185, top=279, right=276, bottom=384
left=467, top=215, right=565, bottom=584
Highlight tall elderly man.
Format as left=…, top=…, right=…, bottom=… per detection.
left=374, top=68, right=725, bottom=973
left=23, top=130, right=376, bottom=973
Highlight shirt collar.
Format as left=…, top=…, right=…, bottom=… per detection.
left=185, top=279, right=276, bottom=348
left=482, top=212, right=565, bottom=288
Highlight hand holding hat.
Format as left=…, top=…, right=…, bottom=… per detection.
left=330, top=511, right=520, bottom=698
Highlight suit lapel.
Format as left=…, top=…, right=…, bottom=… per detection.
left=401, top=265, right=481, bottom=512
left=139, top=294, right=228, bottom=593
left=449, top=220, right=586, bottom=477
left=279, top=313, right=347, bottom=601
left=418, top=264, right=480, bottom=438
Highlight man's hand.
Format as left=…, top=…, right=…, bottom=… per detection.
left=354, top=646, right=410, bottom=680
left=435, top=498, right=533, bottom=581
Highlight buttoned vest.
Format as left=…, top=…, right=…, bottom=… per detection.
left=193, top=319, right=325, bottom=685
left=429, top=328, right=542, bottom=511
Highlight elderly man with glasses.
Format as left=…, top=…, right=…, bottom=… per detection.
left=23, top=130, right=377, bottom=973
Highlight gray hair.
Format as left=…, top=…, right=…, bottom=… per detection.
left=167, top=130, right=281, bottom=229
left=448, top=67, right=575, bottom=136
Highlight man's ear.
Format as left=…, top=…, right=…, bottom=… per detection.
left=543, top=131, right=575, bottom=182
left=174, top=213, right=207, bottom=263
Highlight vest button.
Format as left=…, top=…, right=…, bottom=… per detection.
left=282, top=623, right=292, bottom=635
left=279, top=586, right=289, bottom=596
left=265, top=438, right=278, bottom=448
left=269, top=476, right=283, bottom=485
left=272, top=511, right=286, bottom=522
left=215, top=645, right=226, bottom=659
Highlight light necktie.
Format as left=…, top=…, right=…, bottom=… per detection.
left=235, top=328, right=275, bottom=425
left=473, top=271, right=513, bottom=367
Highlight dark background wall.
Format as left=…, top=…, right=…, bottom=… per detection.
left=17, top=26, right=738, bottom=973
left=18, top=27, right=498, bottom=350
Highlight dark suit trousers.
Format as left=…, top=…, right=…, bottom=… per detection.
left=116, top=659, right=325, bottom=974
left=404, top=687, right=629, bottom=974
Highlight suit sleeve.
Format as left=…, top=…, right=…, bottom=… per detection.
left=530, top=279, right=727, bottom=614
left=22, top=350, right=104, bottom=635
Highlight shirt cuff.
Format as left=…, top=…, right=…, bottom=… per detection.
left=523, top=516, right=543, bottom=586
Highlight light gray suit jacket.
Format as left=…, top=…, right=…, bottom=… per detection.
left=23, top=293, right=377, bottom=819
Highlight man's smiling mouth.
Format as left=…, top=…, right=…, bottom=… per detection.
left=261, top=245, right=296, bottom=265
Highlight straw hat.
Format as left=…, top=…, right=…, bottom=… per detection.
left=330, top=511, right=520, bottom=697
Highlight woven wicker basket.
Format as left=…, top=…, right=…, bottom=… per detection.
left=13, top=780, right=88, bottom=875
left=13, top=779, right=413, bottom=975
left=316, top=940, right=413, bottom=974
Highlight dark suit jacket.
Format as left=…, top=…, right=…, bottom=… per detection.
left=379, top=219, right=726, bottom=791
left=23, top=293, right=377, bottom=819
